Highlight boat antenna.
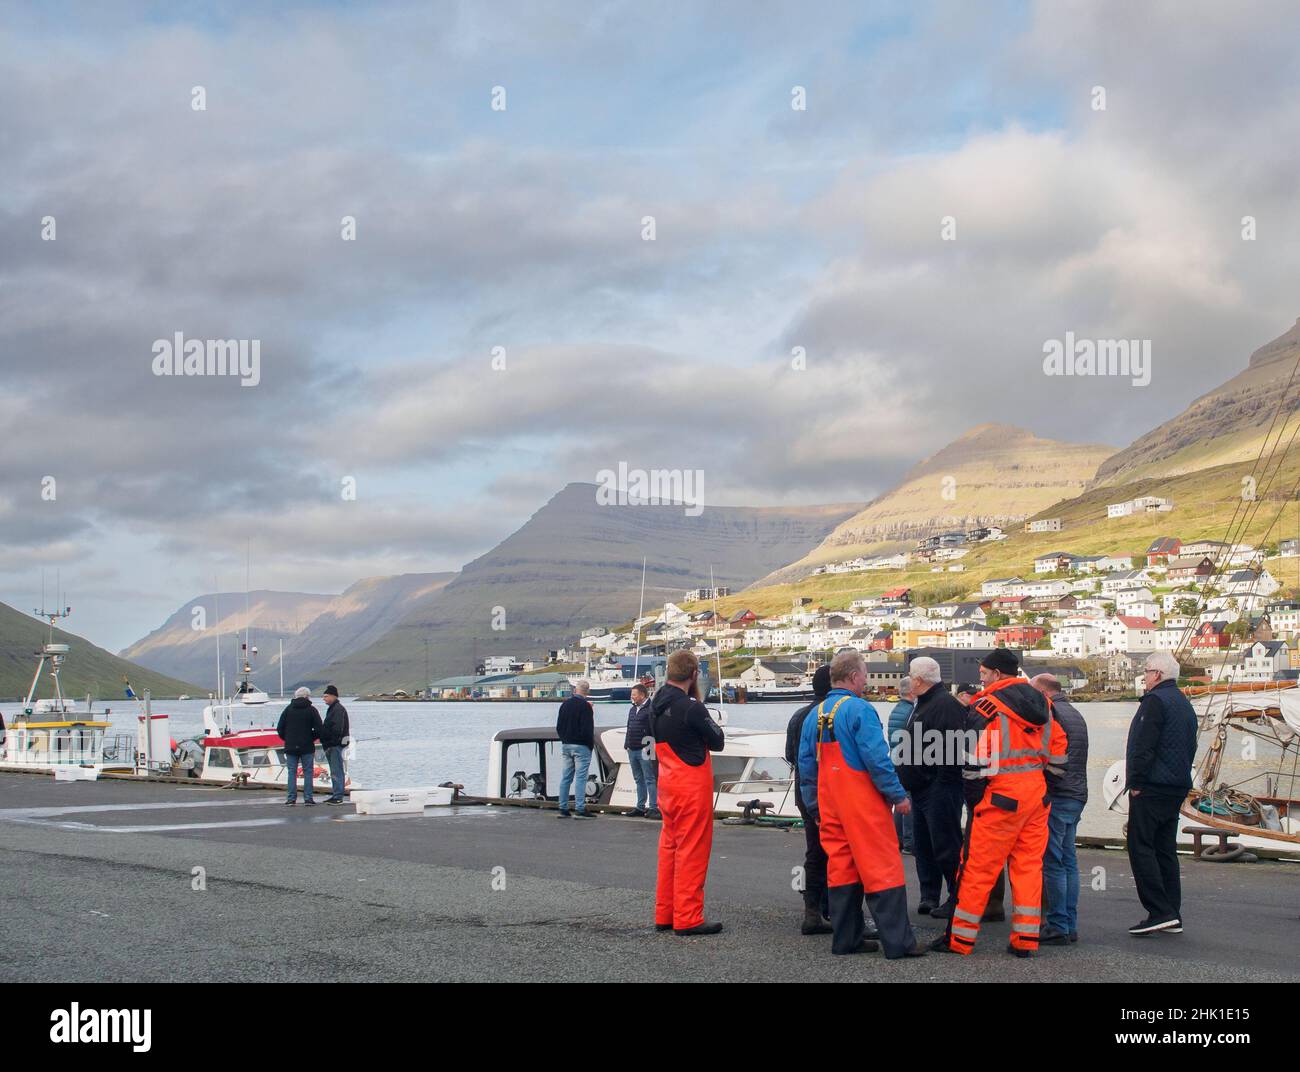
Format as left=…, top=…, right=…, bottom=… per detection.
left=710, top=565, right=726, bottom=718
left=632, top=556, right=646, bottom=686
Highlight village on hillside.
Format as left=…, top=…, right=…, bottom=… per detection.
left=424, top=500, right=1300, bottom=700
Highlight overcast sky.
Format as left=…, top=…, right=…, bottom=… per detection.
left=3, top=0, right=1299, bottom=651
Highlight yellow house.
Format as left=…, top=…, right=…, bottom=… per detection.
left=896, top=629, right=947, bottom=648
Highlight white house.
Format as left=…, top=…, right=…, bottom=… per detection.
left=948, top=624, right=1000, bottom=649
left=1097, top=554, right=1135, bottom=571
left=1025, top=518, right=1064, bottom=533
left=1224, top=568, right=1280, bottom=598
left=1052, top=624, right=1102, bottom=658
left=1013, top=580, right=1072, bottom=598
left=1238, top=640, right=1291, bottom=683
left=981, top=577, right=1024, bottom=598
left=1098, top=615, right=1156, bottom=654
left=1101, top=570, right=1153, bottom=595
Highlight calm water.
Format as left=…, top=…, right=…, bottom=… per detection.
left=92, top=697, right=1278, bottom=840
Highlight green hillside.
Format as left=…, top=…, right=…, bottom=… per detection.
left=698, top=453, right=1300, bottom=619
left=0, top=601, right=199, bottom=702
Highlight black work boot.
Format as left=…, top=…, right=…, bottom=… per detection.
left=801, top=906, right=833, bottom=935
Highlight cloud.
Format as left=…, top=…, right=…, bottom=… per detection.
left=3, top=0, right=1300, bottom=652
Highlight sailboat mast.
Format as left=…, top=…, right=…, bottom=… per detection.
left=632, top=556, right=646, bottom=684
left=710, top=565, right=725, bottom=716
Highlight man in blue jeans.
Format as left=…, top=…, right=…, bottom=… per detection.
left=556, top=680, right=599, bottom=818
left=1031, top=673, right=1088, bottom=944
left=319, top=685, right=350, bottom=804
left=623, top=683, right=659, bottom=817
left=276, top=687, right=323, bottom=806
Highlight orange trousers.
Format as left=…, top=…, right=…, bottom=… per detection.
left=948, top=792, right=1048, bottom=953
left=654, top=743, right=714, bottom=930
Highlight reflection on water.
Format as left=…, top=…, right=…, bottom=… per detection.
left=98, top=698, right=1283, bottom=839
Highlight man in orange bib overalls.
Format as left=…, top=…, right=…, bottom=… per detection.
left=650, top=650, right=726, bottom=935
left=940, top=648, right=1067, bottom=958
left=799, top=649, right=924, bottom=959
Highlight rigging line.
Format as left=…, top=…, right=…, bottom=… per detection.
left=1173, top=402, right=1300, bottom=659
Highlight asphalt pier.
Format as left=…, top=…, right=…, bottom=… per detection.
left=0, top=772, right=1295, bottom=983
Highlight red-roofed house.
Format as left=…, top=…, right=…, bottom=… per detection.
left=1146, top=537, right=1182, bottom=567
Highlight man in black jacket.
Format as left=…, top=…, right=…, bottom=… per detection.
left=556, top=681, right=598, bottom=818
left=623, top=684, right=659, bottom=817
left=1125, top=653, right=1197, bottom=935
left=785, top=666, right=834, bottom=935
left=276, top=687, right=324, bottom=806
left=651, top=650, right=725, bottom=935
left=320, top=685, right=351, bottom=805
left=897, top=656, right=967, bottom=919
left=1032, top=673, right=1088, bottom=944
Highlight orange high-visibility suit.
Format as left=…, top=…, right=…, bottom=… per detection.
left=651, top=682, right=725, bottom=930
left=948, top=679, right=1067, bottom=954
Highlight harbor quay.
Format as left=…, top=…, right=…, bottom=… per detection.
left=1, top=772, right=1295, bottom=985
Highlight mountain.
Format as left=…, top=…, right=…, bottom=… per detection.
left=1094, top=318, right=1300, bottom=486
left=278, top=573, right=455, bottom=683
left=0, top=601, right=198, bottom=701
left=120, top=576, right=457, bottom=692
left=312, top=483, right=861, bottom=691
left=758, top=424, right=1116, bottom=584
left=119, top=589, right=338, bottom=691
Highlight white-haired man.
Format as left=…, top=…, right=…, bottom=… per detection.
left=1125, top=653, right=1197, bottom=935
left=896, top=656, right=968, bottom=919
left=276, top=686, right=324, bottom=806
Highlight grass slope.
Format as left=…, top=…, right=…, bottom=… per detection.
left=0, top=601, right=199, bottom=702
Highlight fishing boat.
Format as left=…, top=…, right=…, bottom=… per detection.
left=172, top=589, right=347, bottom=792
left=179, top=683, right=349, bottom=794
left=484, top=710, right=799, bottom=818
left=0, top=606, right=132, bottom=777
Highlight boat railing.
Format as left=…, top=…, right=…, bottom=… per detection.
left=101, top=734, right=136, bottom=764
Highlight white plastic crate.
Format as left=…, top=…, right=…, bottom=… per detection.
left=350, top=785, right=454, bottom=815
left=53, top=766, right=99, bottom=782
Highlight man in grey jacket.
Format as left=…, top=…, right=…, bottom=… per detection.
left=1031, top=673, right=1088, bottom=944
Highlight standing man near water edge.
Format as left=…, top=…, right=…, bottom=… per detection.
left=887, top=677, right=915, bottom=855
left=556, top=680, right=598, bottom=819
left=799, top=649, right=922, bottom=959
left=1125, top=652, right=1197, bottom=936
left=785, top=665, right=833, bottom=936
left=940, top=649, right=1063, bottom=957
left=897, top=656, right=967, bottom=920
left=1031, top=673, right=1088, bottom=945
left=651, top=650, right=725, bottom=935
left=623, top=683, right=659, bottom=818
left=320, top=685, right=350, bottom=805
left=277, top=686, right=324, bottom=806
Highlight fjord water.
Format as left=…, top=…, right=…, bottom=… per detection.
left=98, top=699, right=1274, bottom=842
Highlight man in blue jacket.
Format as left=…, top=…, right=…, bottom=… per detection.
left=799, top=649, right=922, bottom=959
left=887, top=677, right=915, bottom=854
left=1125, top=652, right=1198, bottom=935
left=623, top=684, right=658, bottom=817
